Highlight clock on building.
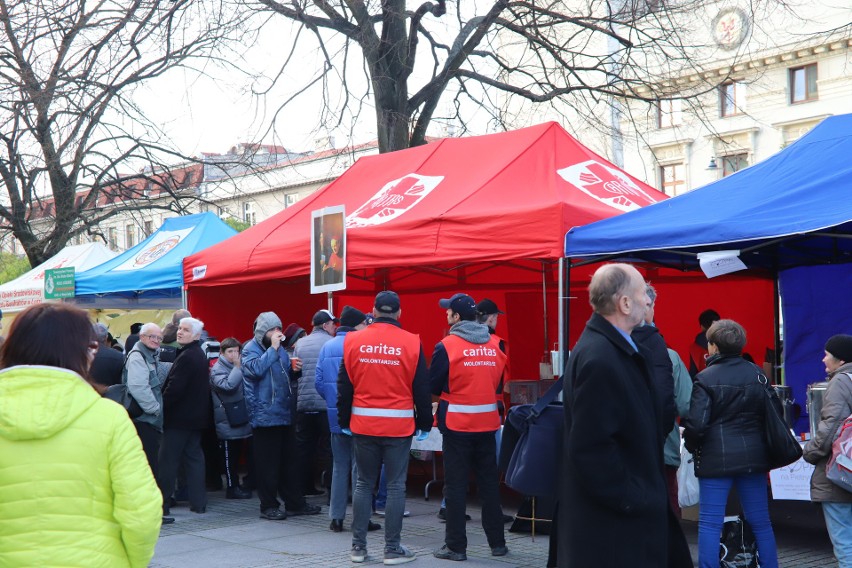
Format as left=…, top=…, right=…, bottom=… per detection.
left=712, top=7, right=750, bottom=50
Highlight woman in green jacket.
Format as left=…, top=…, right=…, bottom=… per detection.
left=0, top=303, right=162, bottom=567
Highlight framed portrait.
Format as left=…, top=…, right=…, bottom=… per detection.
left=311, top=206, right=346, bottom=293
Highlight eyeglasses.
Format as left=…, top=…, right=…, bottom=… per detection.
left=143, top=334, right=164, bottom=341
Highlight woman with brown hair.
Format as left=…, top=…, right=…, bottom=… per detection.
left=0, top=303, right=162, bottom=567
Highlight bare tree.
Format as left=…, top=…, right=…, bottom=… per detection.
left=0, top=0, right=243, bottom=266
left=248, top=0, right=801, bottom=154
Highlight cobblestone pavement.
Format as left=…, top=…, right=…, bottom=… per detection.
left=152, top=490, right=837, bottom=567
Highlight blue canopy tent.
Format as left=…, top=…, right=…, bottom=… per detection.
left=564, top=113, right=852, bottom=430
left=73, top=212, right=237, bottom=309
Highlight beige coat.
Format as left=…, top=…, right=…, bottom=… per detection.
left=803, top=362, right=852, bottom=502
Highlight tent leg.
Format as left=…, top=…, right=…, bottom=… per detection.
left=773, top=277, right=782, bottom=385
left=182, top=286, right=188, bottom=311
left=558, top=258, right=570, bottom=378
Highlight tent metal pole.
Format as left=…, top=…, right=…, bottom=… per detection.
left=181, top=285, right=187, bottom=310
left=559, top=257, right=570, bottom=379
left=541, top=261, right=549, bottom=364
left=773, top=275, right=782, bottom=386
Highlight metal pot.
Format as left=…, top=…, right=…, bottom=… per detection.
left=808, top=381, right=830, bottom=438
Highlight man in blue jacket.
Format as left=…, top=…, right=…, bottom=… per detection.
left=242, top=311, right=321, bottom=520
left=315, top=306, right=380, bottom=533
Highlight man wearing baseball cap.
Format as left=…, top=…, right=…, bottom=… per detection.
left=293, top=309, right=339, bottom=496
left=338, top=291, right=432, bottom=565
left=431, top=293, right=508, bottom=561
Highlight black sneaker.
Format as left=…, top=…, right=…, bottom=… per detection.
left=161, top=516, right=175, bottom=525
left=368, top=520, right=382, bottom=531
left=226, top=486, right=252, bottom=499
left=286, top=503, right=321, bottom=516
left=433, top=545, right=466, bottom=561
left=491, top=545, right=509, bottom=556
left=384, top=544, right=416, bottom=565
left=260, top=508, right=287, bottom=520
left=330, top=519, right=343, bottom=532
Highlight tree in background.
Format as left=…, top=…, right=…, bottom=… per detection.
left=0, top=252, right=29, bottom=285
left=0, top=0, right=243, bottom=266
left=249, top=0, right=807, bottom=154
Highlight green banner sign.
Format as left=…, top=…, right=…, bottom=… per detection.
left=44, top=267, right=75, bottom=299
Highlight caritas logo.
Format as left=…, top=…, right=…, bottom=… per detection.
left=346, top=173, right=443, bottom=228
left=557, top=160, right=660, bottom=212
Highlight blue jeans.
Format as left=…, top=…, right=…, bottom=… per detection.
left=352, top=435, right=411, bottom=551
left=698, top=474, right=778, bottom=568
left=329, top=433, right=356, bottom=520
left=823, top=502, right=852, bottom=568
left=375, top=465, right=387, bottom=510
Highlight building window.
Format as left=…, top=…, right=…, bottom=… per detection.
left=719, top=81, right=745, bottom=117
left=721, top=153, right=749, bottom=177
left=285, top=193, right=299, bottom=208
left=659, top=163, right=686, bottom=196
left=657, top=99, right=682, bottom=129
left=108, top=227, right=118, bottom=250
left=243, top=202, right=257, bottom=226
left=789, top=64, right=817, bottom=103
left=143, top=220, right=153, bottom=237
left=125, top=224, right=135, bottom=249
left=74, top=233, right=82, bottom=245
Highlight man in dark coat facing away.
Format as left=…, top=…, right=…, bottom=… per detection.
left=558, top=263, right=692, bottom=567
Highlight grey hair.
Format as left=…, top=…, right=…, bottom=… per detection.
left=706, top=319, right=746, bottom=355
left=588, top=264, right=634, bottom=315
left=646, top=283, right=657, bottom=304
left=140, top=322, right=160, bottom=336
left=180, top=317, right=204, bottom=337
left=92, top=322, right=109, bottom=341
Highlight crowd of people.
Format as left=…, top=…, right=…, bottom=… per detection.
left=3, top=263, right=852, bottom=567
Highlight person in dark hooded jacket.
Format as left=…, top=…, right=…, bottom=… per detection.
left=241, top=311, right=320, bottom=521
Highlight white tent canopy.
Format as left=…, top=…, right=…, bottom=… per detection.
left=0, top=243, right=116, bottom=313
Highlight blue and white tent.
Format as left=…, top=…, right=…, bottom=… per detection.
left=74, top=212, right=237, bottom=309
left=564, top=114, right=852, bottom=428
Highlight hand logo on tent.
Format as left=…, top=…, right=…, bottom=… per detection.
left=346, top=173, right=443, bottom=228
left=557, top=160, right=660, bottom=212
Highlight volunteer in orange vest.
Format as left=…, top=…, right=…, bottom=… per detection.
left=430, top=293, right=508, bottom=562
left=337, top=290, right=432, bottom=565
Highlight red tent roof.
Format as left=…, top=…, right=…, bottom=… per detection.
left=184, top=122, right=667, bottom=288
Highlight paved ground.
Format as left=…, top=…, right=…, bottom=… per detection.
left=152, top=483, right=838, bottom=567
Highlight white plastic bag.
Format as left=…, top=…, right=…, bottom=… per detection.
left=677, top=437, right=700, bottom=507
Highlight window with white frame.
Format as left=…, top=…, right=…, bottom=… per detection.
left=244, top=202, right=257, bottom=225
left=721, top=153, right=749, bottom=177
left=659, top=163, right=686, bottom=196
left=108, top=227, right=118, bottom=250
left=657, top=99, right=682, bottom=128
left=125, top=224, right=135, bottom=249
left=789, top=63, right=817, bottom=104
left=285, top=193, right=299, bottom=208
left=719, top=81, right=746, bottom=117
left=143, top=220, right=153, bottom=237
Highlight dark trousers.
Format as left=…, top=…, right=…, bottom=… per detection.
left=222, top=438, right=252, bottom=489
left=295, top=410, right=331, bottom=492
left=134, top=421, right=162, bottom=477
left=665, top=464, right=681, bottom=518
left=252, top=425, right=306, bottom=512
left=442, top=430, right=505, bottom=553
left=158, top=428, right=206, bottom=511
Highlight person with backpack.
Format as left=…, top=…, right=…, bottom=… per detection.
left=804, top=334, right=852, bottom=568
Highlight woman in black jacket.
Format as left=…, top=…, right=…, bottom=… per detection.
left=684, top=319, right=779, bottom=568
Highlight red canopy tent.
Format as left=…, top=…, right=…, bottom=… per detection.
left=183, top=122, right=773, bottom=380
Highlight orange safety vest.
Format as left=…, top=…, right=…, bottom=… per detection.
left=439, top=334, right=506, bottom=432
left=343, top=322, right=421, bottom=437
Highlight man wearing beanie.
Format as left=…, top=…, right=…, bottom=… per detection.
left=804, top=334, right=852, bottom=568
left=338, top=291, right=432, bottom=565
left=315, top=306, right=380, bottom=533
left=294, top=309, right=339, bottom=496
left=242, top=311, right=320, bottom=520
left=431, top=293, right=508, bottom=561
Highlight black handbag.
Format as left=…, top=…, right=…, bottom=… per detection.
left=760, top=374, right=803, bottom=470
left=221, top=397, right=250, bottom=427
left=104, top=383, right=144, bottom=419
left=503, top=377, right=563, bottom=497
left=720, top=515, right=758, bottom=568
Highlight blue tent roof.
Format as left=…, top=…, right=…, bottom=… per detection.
left=74, top=212, right=237, bottom=308
left=564, top=114, right=852, bottom=269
